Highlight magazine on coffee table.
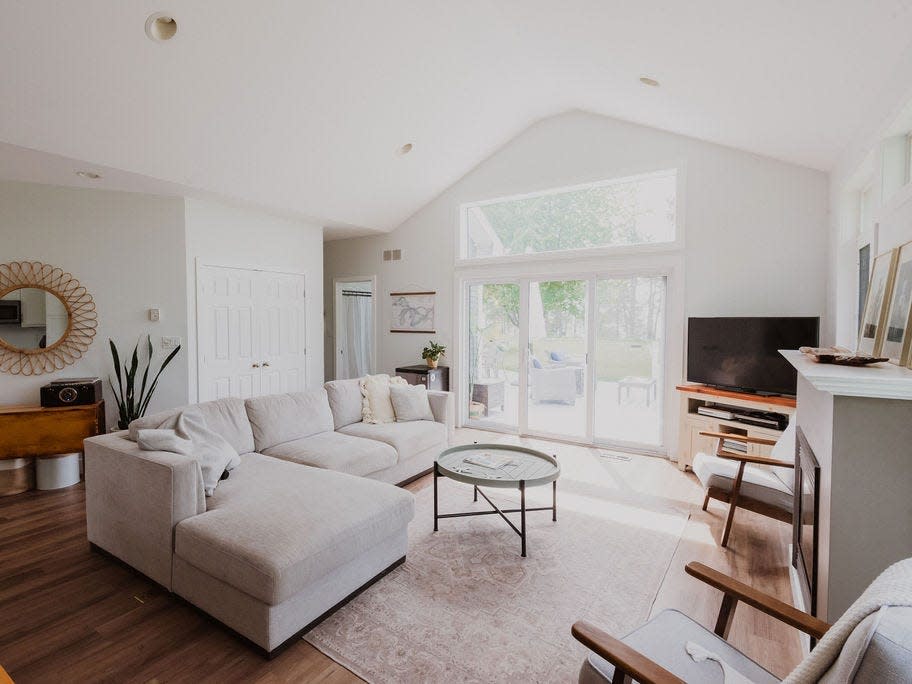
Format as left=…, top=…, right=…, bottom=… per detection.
left=462, top=452, right=516, bottom=470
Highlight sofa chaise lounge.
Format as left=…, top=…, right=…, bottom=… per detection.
left=84, top=378, right=453, bottom=655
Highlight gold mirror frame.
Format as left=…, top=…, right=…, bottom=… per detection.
left=0, top=261, right=97, bottom=375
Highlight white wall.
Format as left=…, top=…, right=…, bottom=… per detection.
left=185, top=198, right=324, bottom=400
left=324, top=111, right=830, bottom=453
left=0, top=181, right=189, bottom=427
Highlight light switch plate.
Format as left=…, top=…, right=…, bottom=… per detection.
left=149, top=308, right=161, bottom=322
left=161, top=336, right=181, bottom=350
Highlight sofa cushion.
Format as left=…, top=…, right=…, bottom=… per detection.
left=693, top=451, right=793, bottom=512
left=324, top=378, right=363, bottom=429
left=174, top=452, right=414, bottom=605
left=261, top=431, right=397, bottom=477
left=245, top=389, right=335, bottom=451
left=338, top=420, right=446, bottom=461
left=129, top=397, right=255, bottom=455
left=390, top=384, right=434, bottom=422
left=360, top=374, right=407, bottom=424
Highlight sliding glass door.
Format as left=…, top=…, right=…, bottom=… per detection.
left=465, top=281, right=520, bottom=430
left=463, top=273, right=666, bottom=450
left=593, top=276, right=666, bottom=447
left=526, top=279, right=588, bottom=440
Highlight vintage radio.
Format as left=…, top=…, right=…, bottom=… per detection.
left=40, top=378, right=103, bottom=407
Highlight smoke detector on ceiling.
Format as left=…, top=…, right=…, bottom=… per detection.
left=145, top=12, right=178, bottom=42
left=75, top=170, right=102, bottom=180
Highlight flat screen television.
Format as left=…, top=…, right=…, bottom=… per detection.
left=687, top=317, right=820, bottom=396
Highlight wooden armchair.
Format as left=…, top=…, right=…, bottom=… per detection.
left=572, top=561, right=830, bottom=684
left=693, top=424, right=795, bottom=547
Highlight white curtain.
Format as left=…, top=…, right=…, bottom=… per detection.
left=342, top=292, right=372, bottom=378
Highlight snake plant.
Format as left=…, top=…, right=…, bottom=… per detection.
left=109, top=335, right=181, bottom=430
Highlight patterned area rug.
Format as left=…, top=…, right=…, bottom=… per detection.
left=305, top=451, right=690, bottom=683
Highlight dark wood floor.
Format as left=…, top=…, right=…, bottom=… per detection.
left=0, top=433, right=802, bottom=682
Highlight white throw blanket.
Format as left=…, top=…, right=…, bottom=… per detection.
left=137, top=407, right=240, bottom=495
left=784, top=557, right=912, bottom=683
left=686, top=642, right=754, bottom=683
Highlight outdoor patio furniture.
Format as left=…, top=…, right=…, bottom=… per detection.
left=471, top=378, right=506, bottom=415
left=618, top=375, right=657, bottom=406
left=531, top=365, right=577, bottom=404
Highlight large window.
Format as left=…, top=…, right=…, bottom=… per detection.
left=461, top=169, right=677, bottom=260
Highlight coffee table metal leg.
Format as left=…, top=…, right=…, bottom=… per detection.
left=520, top=480, right=526, bottom=557
left=433, top=462, right=439, bottom=532
left=552, top=480, right=557, bottom=522
left=473, top=485, right=478, bottom=502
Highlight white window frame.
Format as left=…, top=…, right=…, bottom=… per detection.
left=453, top=253, right=684, bottom=456
left=456, top=167, right=684, bottom=266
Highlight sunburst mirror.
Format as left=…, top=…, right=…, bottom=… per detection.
left=0, top=261, right=98, bottom=375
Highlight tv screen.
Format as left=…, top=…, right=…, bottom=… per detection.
left=687, top=317, right=820, bottom=395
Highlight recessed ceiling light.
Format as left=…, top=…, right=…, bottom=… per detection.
left=397, top=143, right=414, bottom=156
left=639, top=77, right=660, bottom=87
left=75, top=171, right=102, bottom=180
left=145, top=12, right=178, bottom=42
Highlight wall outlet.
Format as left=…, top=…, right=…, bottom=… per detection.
left=149, top=308, right=161, bottom=322
left=161, top=336, right=181, bottom=350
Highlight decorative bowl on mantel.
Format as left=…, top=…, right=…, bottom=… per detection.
left=799, top=346, right=888, bottom=366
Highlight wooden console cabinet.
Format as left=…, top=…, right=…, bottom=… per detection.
left=0, top=401, right=105, bottom=495
left=676, top=384, right=796, bottom=471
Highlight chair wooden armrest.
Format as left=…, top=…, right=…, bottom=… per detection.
left=571, top=621, right=686, bottom=684
left=714, top=451, right=795, bottom=468
left=699, top=431, right=779, bottom=446
left=685, top=562, right=829, bottom=639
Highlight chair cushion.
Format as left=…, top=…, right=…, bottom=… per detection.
left=583, top=609, right=779, bottom=683
left=261, top=431, right=397, bottom=477
left=769, top=421, right=796, bottom=491
left=174, top=453, right=414, bottom=605
left=693, top=451, right=793, bottom=513
left=129, top=397, right=255, bottom=455
left=324, top=378, right=364, bottom=429
left=338, top=420, right=446, bottom=461
left=245, top=389, right=334, bottom=451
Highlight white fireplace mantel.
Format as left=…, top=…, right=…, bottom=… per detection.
left=780, top=349, right=912, bottom=400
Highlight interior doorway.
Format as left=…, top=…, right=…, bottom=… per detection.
left=334, top=277, right=376, bottom=380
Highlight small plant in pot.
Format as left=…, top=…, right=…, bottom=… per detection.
left=421, top=341, right=446, bottom=369
left=109, top=335, right=182, bottom=430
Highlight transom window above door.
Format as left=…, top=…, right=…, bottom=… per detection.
left=460, top=169, right=677, bottom=261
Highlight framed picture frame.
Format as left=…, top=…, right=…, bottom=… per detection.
left=881, top=241, right=912, bottom=365
left=390, top=291, right=436, bottom=333
left=858, top=249, right=899, bottom=355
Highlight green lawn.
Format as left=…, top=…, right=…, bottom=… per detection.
left=492, top=337, right=655, bottom=381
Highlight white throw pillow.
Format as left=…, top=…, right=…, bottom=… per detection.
left=136, top=406, right=240, bottom=496
left=390, top=384, right=434, bottom=422
left=360, top=374, right=408, bottom=424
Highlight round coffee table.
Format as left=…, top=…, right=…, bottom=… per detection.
left=434, top=444, right=560, bottom=557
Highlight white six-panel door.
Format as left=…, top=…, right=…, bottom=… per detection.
left=196, top=264, right=306, bottom=402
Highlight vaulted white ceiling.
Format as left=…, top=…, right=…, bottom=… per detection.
left=2, top=1, right=912, bottom=238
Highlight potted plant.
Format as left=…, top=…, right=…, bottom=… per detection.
left=109, top=335, right=182, bottom=430
left=421, top=340, right=446, bottom=369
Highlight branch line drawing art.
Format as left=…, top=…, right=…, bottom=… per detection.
left=390, top=291, right=436, bottom=333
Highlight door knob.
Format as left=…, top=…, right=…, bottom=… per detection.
left=252, top=363, right=260, bottom=368
left=263, top=361, right=270, bottom=367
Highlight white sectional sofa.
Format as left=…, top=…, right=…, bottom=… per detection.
left=84, top=378, right=453, bottom=655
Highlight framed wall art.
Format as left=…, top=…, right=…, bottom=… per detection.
left=881, top=241, right=912, bottom=365
left=390, top=291, right=436, bottom=333
left=858, top=248, right=899, bottom=355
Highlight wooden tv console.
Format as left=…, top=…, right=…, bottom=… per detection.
left=676, top=384, right=796, bottom=471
